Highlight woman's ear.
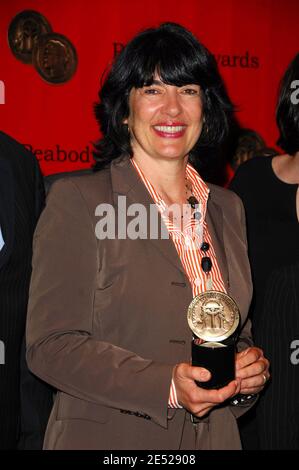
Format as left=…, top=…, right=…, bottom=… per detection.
left=123, top=120, right=130, bottom=135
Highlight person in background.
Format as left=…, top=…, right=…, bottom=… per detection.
left=26, top=23, right=269, bottom=450
left=230, top=53, right=299, bottom=449
left=229, top=128, right=276, bottom=172
left=222, top=126, right=276, bottom=186
left=0, top=131, right=53, bottom=449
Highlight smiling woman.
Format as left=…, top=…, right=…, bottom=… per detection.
left=26, top=23, right=269, bottom=450
left=93, top=22, right=234, bottom=174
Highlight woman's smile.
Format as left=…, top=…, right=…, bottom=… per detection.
left=152, top=122, right=187, bottom=138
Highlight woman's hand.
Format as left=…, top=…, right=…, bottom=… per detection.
left=235, top=347, right=270, bottom=395
left=173, top=363, right=241, bottom=418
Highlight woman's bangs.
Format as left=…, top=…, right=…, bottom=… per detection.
left=132, top=42, right=199, bottom=88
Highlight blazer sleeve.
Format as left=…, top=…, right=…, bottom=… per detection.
left=26, top=178, right=173, bottom=429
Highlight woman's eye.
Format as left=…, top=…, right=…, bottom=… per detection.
left=182, top=88, right=199, bottom=95
left=143, top=88, right=160, bottom=95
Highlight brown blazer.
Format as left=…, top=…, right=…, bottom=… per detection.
left=26, top=155, right=253, bottom=450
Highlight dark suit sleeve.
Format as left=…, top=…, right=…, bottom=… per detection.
left=18, top=337, right=54, bottom=449
left=18, top=155, right=53, bottom=450
left=33, top=156, right=46, bottom=222
left=229, top=194, right=258, bottom=419
left=235, top=197, right=254, bottom=352
left=229, top=172, right=255, bottom=353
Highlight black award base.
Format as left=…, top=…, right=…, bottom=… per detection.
left=192, top=338, right=236, bottom=389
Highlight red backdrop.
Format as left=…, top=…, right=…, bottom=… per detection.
left=0, top=0, right=298, bottom=175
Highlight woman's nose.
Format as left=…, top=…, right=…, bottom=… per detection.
left=162, top=89, right=182, bottom=116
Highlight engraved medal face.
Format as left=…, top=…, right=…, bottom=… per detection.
left=8, top=10, right=52, bottom=64
left=32, top=33, right=77, bottom=84
left=187, top=291, right=240, bottom=342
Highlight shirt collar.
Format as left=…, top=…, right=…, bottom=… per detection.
left=131, top=158, right=210, bottom=215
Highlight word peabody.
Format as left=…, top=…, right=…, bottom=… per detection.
left=103, top=454, right=196, bottom=466
left=23, top=144, right=92, bottom=163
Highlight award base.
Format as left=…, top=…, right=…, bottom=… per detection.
left=192, top=339, right=236, bottom=389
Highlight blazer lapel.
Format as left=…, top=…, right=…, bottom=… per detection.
left=110, top=155, right=186, bottom=275
left=0, top=158, right=15, bottom=269
left=206, top=192, right=229, bottom=292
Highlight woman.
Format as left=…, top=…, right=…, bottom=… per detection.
left=26, top=23, right=269, bottom=450
left=230, top=53, right=299, bottom=449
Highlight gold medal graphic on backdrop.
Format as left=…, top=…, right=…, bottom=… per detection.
left=187, top=291, right=240, bottom=342
left=32, top=33, right=78, bottom=84
left=8, top=10, right=52, bottom=64
left=8, top=11, right=77, bottom=84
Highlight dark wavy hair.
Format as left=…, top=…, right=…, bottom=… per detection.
left=276, top=53, right=299, bottom=155
left=93, top=22, right=234, bottom=172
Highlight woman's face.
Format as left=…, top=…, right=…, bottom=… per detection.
left=126, top=75, right=204, bottom=162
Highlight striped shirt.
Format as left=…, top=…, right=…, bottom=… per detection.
left=131, top=158, right=226, bottom=407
